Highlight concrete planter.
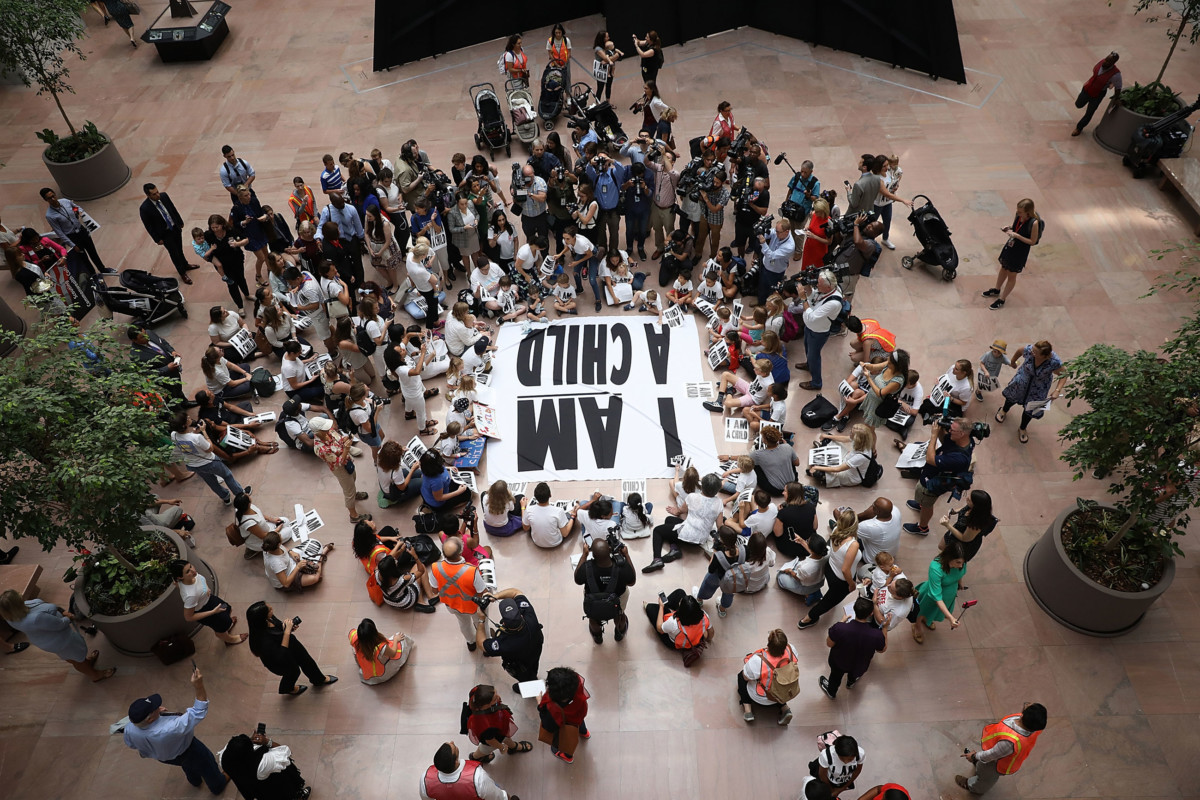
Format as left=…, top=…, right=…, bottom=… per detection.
left=1093, top=95, right=1182, bottom=155
left=0, top=295, right=26, bottom=357
left=1024, top=505, right=1175, bottom=637
left=41, top=134, right=131, bottom=201
left=73, top=527, right=219, bottom=657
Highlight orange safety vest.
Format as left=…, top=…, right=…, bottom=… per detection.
left=432, top=560, right=479, bottom=614
left=361, top=543, right=390, bottom=606
left=548, top=38, right=569, bottom=67
left=859, top=319, right=896, bottom=353
left=745, top=646, right=796, bottom=698
left=981, top=713, right=1041, bottom=775
left=507, top=50, right=528, bottom=78
left=288, top=186, right=316, bottom=223
left=666, top=612, right=708, bottom=649
left=348, top=630, right=401, bottom=679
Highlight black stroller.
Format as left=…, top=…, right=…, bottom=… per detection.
left=90, top=269, right=187, bottom=325
left=469, top=82, right=512, bottom=157
left=565, top=82, right=628, bottom=150
left=538, top=64, right=566, bottom=130
left=900, top=195, right=959, bottom=280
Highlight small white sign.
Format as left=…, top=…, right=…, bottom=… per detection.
left=896, top=441, right=929, bottom=469
left=228, top=328, right=256, bottom=360
left=724, top=417, right=751, bottom=443
left=808, top=443, right=842, bottom=467
left=592, top=59, right=609, bottom=82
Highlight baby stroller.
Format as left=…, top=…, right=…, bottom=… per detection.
left=506, top=78, right=539, bottom=149
left=900, top=195, right=959, bottom=281
left=538, top=64, right=566, bottom=130
left=565, top=82, right=628, bottom=151
left=470, top=83, right=511, bottom=158
left=90, top=269, right=187, bottom=325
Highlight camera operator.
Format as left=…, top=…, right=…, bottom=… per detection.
left=475, top=589, right=545, bottom=692
left=545, top=165, right=578, bottom=252
left=904, top=418, right=976, bottom=535
left=573, top=537, right=636, bottom=644
left=585, top=152, right=626, bottom=256
left=797, top=269, right=844, bottom=391
left=396, top=141, right=431, bottom=209
left=836, top=212, right=886, bottom=298
left=733, top=176, right=771, bottom=269
left=676, top=149, right=716, bottom=240
left=733, top=142, right=771, bottom=191
left=217, top=728, right=309, bottom=800
left=756, top=217, right=794, bottom=305
left=527, top=139, right=561, bottom=181
left=696, top=168, right=730, bottom=260
left=620, top=130, right=673, bottom=166
left=785, top=160, right=821, bottom=227
left=646, top=149, right=679, bottom=258
left=658, top=228, right=695, bottom=288
left=515, top=165, right=549, bottom=244
left=621, top=162, right=654, bottom=261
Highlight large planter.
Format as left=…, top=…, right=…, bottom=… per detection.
left=73, top=527, right=219, bottom=657
left=0, top=295, right=26, bottom=357
left=1024, top=504, right=1175, bottom=636
left=41, top=134, right=130, bottom=201
left=1093, top=96, right=1182, bottom=155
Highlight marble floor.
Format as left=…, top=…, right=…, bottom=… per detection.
left=2, top=1, right=1200, bottom=799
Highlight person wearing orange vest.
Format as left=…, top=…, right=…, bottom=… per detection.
left=420, top=741, right=519, bottom=800
left=1072, top=52, right=1121, bottom=137
left=430, top=538, right=487, bottom=650
left=645, top=588, right=714, bottom=651
left=347, top=617, right=412, bottom=685
left=854, top=784, right=910, bottom=800
left=957, top=702, right=1047, bottom=794
left=846, top=316, right=896, bottom=363
left=738, top=628, right=798, bottom=726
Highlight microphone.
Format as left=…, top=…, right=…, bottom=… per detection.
left=773, top=153, right=786, bottom=165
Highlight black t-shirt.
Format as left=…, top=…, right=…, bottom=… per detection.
left=945, top=508, right=997, bottom=562
left=482, top=594, right=544, bottom=667
left=774, top=503, right=816, bottom=559
left=576, top=557, right=634, bottom=597
left=205, top=230, right=246, bottom=273
left=738, top=187, right=771, bottom=222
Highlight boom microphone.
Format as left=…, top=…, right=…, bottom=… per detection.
left=773, top=152, right=786, bottom=165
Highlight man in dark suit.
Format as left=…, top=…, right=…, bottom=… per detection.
left=128, top=324, right=192, bottom=406
left=139, top=183, right=197, bottom=284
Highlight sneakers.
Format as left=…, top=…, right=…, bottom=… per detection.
left=778, top=706, right=793, bottom=726
left=881, top=239, right=895, bottom=250
left=974, top=390, right=984, bottom=403
left=223, top=494, right=234, bottom=506
left=903, top=523, right=929, bottom=535
left=743, top=709, right=756, bottom=723
left=623, top=304, right=634, bottom=311
left=805, top=591, right=823, bottom=606
left=691, top=585, right=700, bottom=598
left=797, top=618, right=817, bottom=630
left=905, top=499, right=922, bottom=512
left=989, top=299, right=1005, bottom=310
left=835, top=417, right=849, bottom=433
left=717, top=604, right=727, bottom=618
left=552, top=748, right=574, bottom=764
left=818, top=675, right=837, bottom=700
left=594, top=301, right=602, bottom=312
left=830, top=328, right=846, bottom=337
left=821, top=419, right=836, bottom=433
left=702, top=400, right=723, bottom=413
left=981, top=288, right=1000, bottom=298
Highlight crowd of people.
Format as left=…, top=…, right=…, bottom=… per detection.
left=0, top=22, right=1076, bottom=800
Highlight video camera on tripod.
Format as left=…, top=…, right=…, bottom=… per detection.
left=677, top=157, right=715, bottom=203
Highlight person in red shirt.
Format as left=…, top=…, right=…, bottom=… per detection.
left=536, top=667, right=590, bottom=764
left=1072, top=52, right=1121, bottom=136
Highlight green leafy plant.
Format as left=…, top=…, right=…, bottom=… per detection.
left=1117, top=81, right=1181, bottom=116
left=1131, top=0, right=1200, bottom=83
left=0, top=308, right=177, bottom=614
left=35, top=120, right=109, bottom=164
left=77, top=534, right=176, bottom=616
left=0, top=0, right=112, bottom=161
left=1057, top=264, right=1200, bottom=591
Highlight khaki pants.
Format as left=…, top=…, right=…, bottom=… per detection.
left=333, top=464, right=359, bottom=514
left=448, top=606, right=485, bottom=644
left=697, top=219, right=723, bottom=259
left=649, top=204, right=675, bottom=251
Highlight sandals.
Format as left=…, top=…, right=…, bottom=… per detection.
left=1019, top=430, right=1029, bottom=444
left=181, top=533, right=196, bottom=548
left=92, top=667, right=116, bottom=682
left=911, top=627, right=924, bottom=644
left=509, top=741, right=533, bottom=754
left=419, top=424, right=438, bottom=436
left=405, top=411, right=417, bottom=420
left=225, top=633, right=249, bottom=646
left=424, top=388, right=440, bottom=399
left=475, top=752, right=496, bottom=765
left=995, top=408, right=1007, bottom=424
left=893, top=438, right=906, bottom=452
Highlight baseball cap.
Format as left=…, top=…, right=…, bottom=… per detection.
left=128, top=694, right=162, bottom=724
left=282, top=398, right=301, bottom=416
left=498, top=599, right=521, bottom=627
left=309, top=416, right=333, bottom=431
left=454, top=397, right=470, bottom=413
left=990, top=339, right=1007, bottom=353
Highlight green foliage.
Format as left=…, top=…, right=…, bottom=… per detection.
left=1118, top=81, right=1181, bottom=116
left=35, top=120, right=110, bottom=163
left=0, top=311, right=175, bottom=561
left=1130, top=0, right=1200, bottom=82
left=77, top=533, right=175, bottom=616
left=1058, top=265, right=1200, bottom=577
left=0, top=0, right=92, bottom=134
left=1061, top=500, right=1167, bottom=591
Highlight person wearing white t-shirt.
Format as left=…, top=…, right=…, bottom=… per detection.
left=469, top=255, right=503, bottom=311
left=168, top=410, right=248, bottom=505
left=234, top=495, right=294, bottom=557
left=512, top=237, right=546, bottom=297
left=548, top=273, right=577, bottom=315
left=816, top=735, right=866, bottom=794
left=522, top=482, right=576, bottom=548
left=169, top=560, right=246, bottom=646
left=667, top=271, right=695, bottom=311
left=262, top=530, right=331, bottom=591
left=777, top=533, right=829, bottom=601
left=873, top=577, right=914, bottom=631
left=919, top=359, right=974, bottom=421
left=741, top=495, right=778, bottom=539
left=627, top=287, right=663, bottom=321
left=558, top=226, right=599, bottom=311
left=738, top=629, right=798, bottom=725
left=853, top=497, right=902, bottom=575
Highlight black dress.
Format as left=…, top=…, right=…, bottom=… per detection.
left=254, top=617, right=328, bottom=694
left=206, top=229, right=250, bottom=308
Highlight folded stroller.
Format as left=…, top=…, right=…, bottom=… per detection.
left=90, top=269, right=187, bottom=325
left=900, top=195, right=959, bottom=280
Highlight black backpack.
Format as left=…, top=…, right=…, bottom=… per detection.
left=582, top=560, right=622, bottom=621
left=355, top=321, right=377, bottom=356
left=801, top=395, right=838, bottom=428
left=857, top=454, right=884, bottom=488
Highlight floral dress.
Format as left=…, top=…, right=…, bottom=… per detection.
left=1001, top=345, right=1062, bottom=419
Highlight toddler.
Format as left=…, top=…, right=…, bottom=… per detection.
left=976, top=338, right=1007, bottom=402
left=191, top=227, right=212, bottom=261
left=551, top=273, right=577, bottom=315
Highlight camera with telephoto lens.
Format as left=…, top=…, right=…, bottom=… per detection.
left=605, top=527, right=624, bottom=555
left=374, top=396, right=391, bottom=406
left=828, top=207, right=880, bottom=239
left=751, top=214, right=775, bottom=239
left=511, top=162, right=528, bottom=188
left=676, top=157, right=704, bottom=201
left=798, top=261, right=849, bottom=287
left=728, top=128, right=754, bottom=161
left=421, top=166, right=450, bottom=193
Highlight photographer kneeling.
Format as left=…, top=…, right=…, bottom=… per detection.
left=904, top=418, right=980, bottom=536
left=475, top=589, right=545, bottom=692
left=218, top=728, right=310, bottom=800
left=573, top=538, right=636, bottom=644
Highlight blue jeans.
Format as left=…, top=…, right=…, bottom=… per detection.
left=383, top=469, right=424, bottom=503
left=187, top=458, right=244, bottom=502
left=878, top=202, right=893, bottom=240
left=757, top=268, right=786, bottom=306
left=164, top=737, right=226, bottom=794
left=804, top=327, right=831, bottom=389
left=573, top=256, right=600, bottom=301
left=625, top=210, right=650, bottom=252
left=696, top=572, right=734, bottom=608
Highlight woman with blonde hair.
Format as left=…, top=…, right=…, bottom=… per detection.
left=0, top=589, right=115, bottom=681
left=807, top=424, right=878, bottom=488
left=444, top=300, right=492, bottom=357
left=482, top=480, right=526, bottom=536
left=796, top=509, right=860, bottom=629
left=406, top=236, right=442, bottom=330
left=798, top=198, right=831, bottom=269
left=983, top=198, right=1042, bottom=310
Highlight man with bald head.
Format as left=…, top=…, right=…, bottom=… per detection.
left=573, top=536, right=637, bottom=644
left=853, top=497, right=902, bottom=578
left=430, top=537, right=488, bottom=650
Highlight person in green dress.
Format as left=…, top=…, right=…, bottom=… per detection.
left=912, top=539, right=966, bottom=644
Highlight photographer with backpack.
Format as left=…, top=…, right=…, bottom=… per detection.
left=573, top=537, right=636, bottom=644
left=739, top=628, right=799, bottom=725
left=903, top=418, right=976, bottom=536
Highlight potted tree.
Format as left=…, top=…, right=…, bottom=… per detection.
left=0, top=0, right=131, bottom=199
left=1024, top=268, right=1200, bottom=635
left=0, top=306, right=215, bottom=656
left=1093, top=0, right=1200, bottom=154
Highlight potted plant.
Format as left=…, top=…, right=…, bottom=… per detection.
left=0, top=306, right=215, bottom=656
left=1093, top=0, right=1200, bottom=153
left=0, top=0, right=131, bottom=199
left=1024, top=268, right=1200, bottom=635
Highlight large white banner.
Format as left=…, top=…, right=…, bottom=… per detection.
left=484, top=317, right=721, bottom=483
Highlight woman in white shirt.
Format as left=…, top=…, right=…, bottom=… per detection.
left=919, top=359, right=974, bottom=420
left=643, top=473, right=724, bottom=572
left=406, top=237, right=441, bottom=330
left=469, top=255, right=503, bottom=313
left=798, top=511, right=861, bottom=628
left=208, top=304, right=255, bottom=361
left=280, top=340, right=324, bottom=403
left=486, top=210, right=518, bottom=273
left=364, top=204, right=402, bottom=293
left=808, top=424, right=877, bottom=488
left=200, top=345, right=254, bottom=398
left=262, top=531, right=331, bottom=592
left=234, top=494, right=293, bottom=558
left=571, top=184, right=599, bottom=234
left=261, top=304, right=309, bottom=359
left=443, top=301, right=492, bottom=357
left=776, top=533, right=829, bottom=598
left=169, top=559, right=246, bottom=645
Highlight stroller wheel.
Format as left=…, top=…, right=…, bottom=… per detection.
left=475, top=133, right=483, bottom=150
left=505, top=144, right=511, bottom=157
left=900, top=256, right=914, bottom=270
left=942, top=269, right=957, bottom=282
left=544, top=120, right=555, bottom=130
